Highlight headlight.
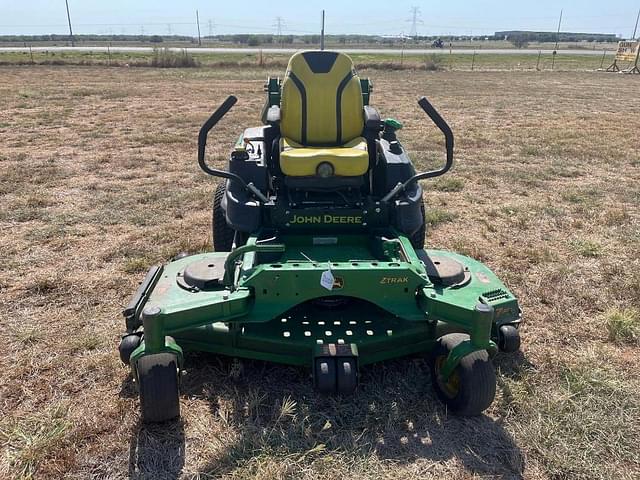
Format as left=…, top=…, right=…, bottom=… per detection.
left=316, top=162, right=334, bottom=178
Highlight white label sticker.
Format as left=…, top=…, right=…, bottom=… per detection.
left=320, top=270, right=335, bottom=291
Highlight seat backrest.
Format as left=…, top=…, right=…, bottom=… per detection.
left=280, top=51, right=363, bottom=146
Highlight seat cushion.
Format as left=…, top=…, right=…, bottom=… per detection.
left=280, top=137, right=369, bottom=177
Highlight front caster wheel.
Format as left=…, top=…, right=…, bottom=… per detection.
left=118, top=333, right=142, bottom=365
left=429, top=333, right=496, bottom=416
left=498, top=325, right=521, bottom=352
left=137, top=353, right=180, bottom=423
left=314, top=357, right=336, bottom=393
left=336, top=358, right=358, bottom=395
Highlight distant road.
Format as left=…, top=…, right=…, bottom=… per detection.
left=0, top=46, right=611, bottom=56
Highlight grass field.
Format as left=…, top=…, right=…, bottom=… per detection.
left=0, top=64, right=639, bottom=479
left=0, top=48, right=620, bottom=72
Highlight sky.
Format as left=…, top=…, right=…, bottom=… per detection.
left=0, top=0, right=638, bottom=38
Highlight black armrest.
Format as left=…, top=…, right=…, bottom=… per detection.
left=266, top=105, right=281, bottom=124
left=364, top=105, right=382, bottom=131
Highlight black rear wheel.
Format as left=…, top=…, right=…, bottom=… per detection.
left=410, top=200, right=426, bottom=250
left=137, top=353, right=180, bottom=423
left=212, top=182, right=235, bottom=252
left=428, top=333, right=496, bottom=416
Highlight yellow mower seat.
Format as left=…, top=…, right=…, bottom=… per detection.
left=278, top=51, right=368, bottom=178
left=280, top=137, right=369, bottom=177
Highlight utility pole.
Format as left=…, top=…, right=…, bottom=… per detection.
left=633, top=7, right=640, bottom=39
left=196, top=10, right=201, bottom=46
left=408, top=6, right=422, bottom=40
left=320, top=10, right=325, bottom=50
left=552, top=9, right=563, bottom=70
left=64, top=0, right=74, bottom=47
left=553, top=9, right=563, bottom=51
left=274, top=16, right=284, bottom=45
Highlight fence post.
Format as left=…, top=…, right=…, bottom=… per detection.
left=471, top=51, right=476, bottom=71
left=599, top=49, right=606, bottom=69
left=29, top=44, right=34, bottom=64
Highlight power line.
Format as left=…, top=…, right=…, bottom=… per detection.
left=2, top=11, right=634, bottom=38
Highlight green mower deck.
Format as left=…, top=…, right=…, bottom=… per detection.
left=135, top=242, right=519, bottom=366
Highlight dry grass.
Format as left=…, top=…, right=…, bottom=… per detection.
left=0, top=65, right=639, bottom=479
left=150, top=49, right=199, bottom=68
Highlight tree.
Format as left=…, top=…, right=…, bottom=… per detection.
left=232, top=34, right=249, bottom=44
left=509, top=34, right=529, bottom=49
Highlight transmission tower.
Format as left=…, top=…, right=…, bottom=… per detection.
left=274, top=16, right=285, bottom=43
left=407, top=6, right=422, bottom=40
left=167, top=23, right=172, bottom=35
left=208, top=19, right=214, bottom=37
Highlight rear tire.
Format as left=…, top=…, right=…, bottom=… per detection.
left=410, top=200, right=426, bottom=250
left=137, top=353, right=180, bottom=423
left=428, top=333, right=496, bottom=416
left=212, top=182, right=235, bottom=252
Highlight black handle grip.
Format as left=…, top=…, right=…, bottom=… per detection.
left=196, top=96, right=269, bottom=204
left=382, top=97, right=455, bottom=203
left=198, top=95, right=237, bottom=173
left=417, top=96, right=454, bottom=177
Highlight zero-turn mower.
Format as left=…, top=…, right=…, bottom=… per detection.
left=119, top=51, right=522, bottom=423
